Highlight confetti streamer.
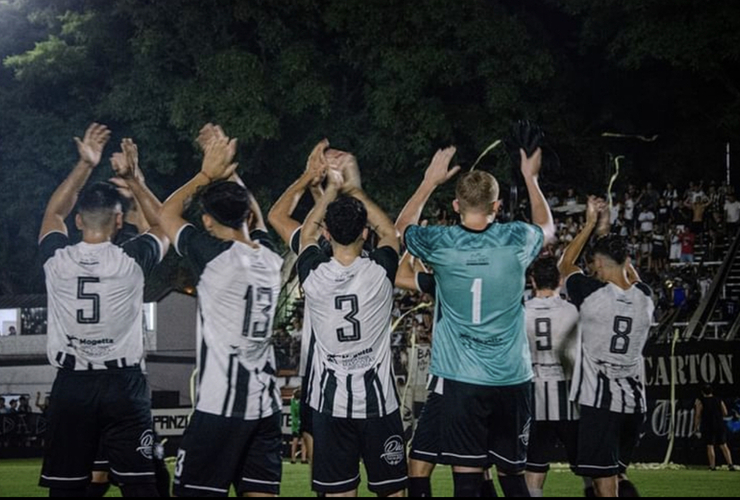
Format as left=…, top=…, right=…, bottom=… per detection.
left=470, top=139, right=503, bottom=171
left=602, top=132, right=659, bottom=142
left=608, top=156, right=625, bottom=212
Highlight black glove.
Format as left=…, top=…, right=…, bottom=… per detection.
left=506, top=120, right=545, bottom=161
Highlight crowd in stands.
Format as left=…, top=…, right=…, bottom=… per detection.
left=275, top=180, right=740, bottom=374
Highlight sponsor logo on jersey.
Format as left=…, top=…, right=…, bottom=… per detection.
left=381, top=435, right=405, bottom=466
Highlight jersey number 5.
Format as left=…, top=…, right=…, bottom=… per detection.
left=336, top=295, right=361, bottom=343
left=77, top=277, right=101, bottom=325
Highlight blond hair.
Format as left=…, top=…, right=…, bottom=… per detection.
left=456, top=171, right=500, bottom=214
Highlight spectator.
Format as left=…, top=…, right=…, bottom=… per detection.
left=639, top=207, right=656, bottom=234
left=8, top=326, right=17, bottom=336
left=624, top=193, right=636, bottom=229
left=664, top=183, right=680, bottom=209
left=0, top=398, right=8, bottom=414
left=725, top=193, right=740, bottom=235
left=17, top=396, right=31, bottom=414
left=695, top=385, right=736, bottom=471
left=657, top=198, right=671, bottom=226
left=36, top=392, right=50, bottom=415
left=290, top=389, right=308, bottom=465
left=8, top=400, right=18, bottom=414
left=669, top=227, right=683, bottom=262
left=680, top=227, right=697, bottom=264
left=651, top=227, right=668, bottom=273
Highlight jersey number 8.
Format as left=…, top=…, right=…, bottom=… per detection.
left=610, top=316, right=633, bottom=354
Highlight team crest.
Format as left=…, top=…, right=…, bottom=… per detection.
left=519, top=418, right=531, bottom=447
left=136, top=430, right=155, bottom=460
left=381, top=436, right=405, bottom=466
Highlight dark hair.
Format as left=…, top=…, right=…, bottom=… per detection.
left=78, top=182, right=124, bottom=216
left=702, top=384, right=713, bottom=396
left=199, top=181, right=251, bottom=230
left=325, top=196, right=368, bottom=246
left=593, top=235, right=628, bottom=266
left=531, top=257, right=561, bottom=291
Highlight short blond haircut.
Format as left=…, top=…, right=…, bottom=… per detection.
left=456, top=171, right=500, bottom=214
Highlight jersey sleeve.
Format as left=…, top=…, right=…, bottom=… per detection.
left=112, top=222, right=141, bottom=247
left=512, top=222, right=545, bottom=267
left=297, top=245, right=331, bottom=285
left=416, top=272, right=436, bottom=295
left=175, top=224, right=232, bottom=279
left=250, top=229, right=278, bottom=254
left=122, top=234, right=164, bottom=277
left=291, top=226, right=333, bottom=257
left=39, top=232, right=70, bottom=265
left=370, top=246, right=400, bottom=284
left=565, top=272, right=607, bottom=309
left=404, top=225, right=442, bottom=262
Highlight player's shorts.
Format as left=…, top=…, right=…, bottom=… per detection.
left=300, top=399, right=313, bottom=436
left=526, top=420, right=579, bottom=473
left=173, top=411, right=282, bottom=497
left=575, top=406, right=645, bottom=478
left=437, top=380, right=533, bottom=474
left=39, top=368, right=156, bottom=490
left=409, top=392, right=443, bottom=464
left=312, top=410, right=408, bottom=495
left=702, top=424, right=728, bottom=446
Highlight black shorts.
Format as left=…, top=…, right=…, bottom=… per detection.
left=39, top=368, right=155, bottom=490
left=312, top=410, right=408, bottom=495
left=409, top=392, right=443, bottom=464
left=526, top=420, right=579, bottom=473
left=575, top=407, right=645, bottom=478
left=173, top=411, right=282, bottom=497
left=702, top=425, right=728, bottom=446
left=300, top=399, right=313, bottom=436
left=438, top=380, right=532, bottom=474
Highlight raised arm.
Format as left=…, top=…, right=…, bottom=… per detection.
left=520, top=148, right=556, bottom=244
left=395, top=252, right=419, bottom=291
left=111, top=139, right=170, bottom=253
left=39, top=123, right=111, bottom=240
left=396, top=147, right=460, bottom=243
left=559, top=196, right=604, bottom=277
left=300, top=169, right=342, bottom=252
left=268, top=140, right=329, bottom=245
left=160, top=135, right=238, bottom=244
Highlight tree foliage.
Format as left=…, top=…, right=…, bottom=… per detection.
left=0, top=0, right=738, bottom=293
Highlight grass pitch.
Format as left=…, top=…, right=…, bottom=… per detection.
left=0, top=460, right=738, bottom=497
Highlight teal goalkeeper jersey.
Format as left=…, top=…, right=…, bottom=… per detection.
left=405, top=222, right=544, bottom=387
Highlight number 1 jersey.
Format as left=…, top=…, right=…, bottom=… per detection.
left=404, top=222, right=544, bottom=387
left=298, top=245, right=399, bottom=420
left=176, top=225, right=284, bottom=421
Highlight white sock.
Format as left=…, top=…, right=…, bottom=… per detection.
left=530, top=488, right=544, bottom=497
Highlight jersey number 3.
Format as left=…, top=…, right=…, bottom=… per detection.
left=336, top=295, right=361, bottom=343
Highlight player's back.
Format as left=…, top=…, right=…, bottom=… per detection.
left=176, top=226, right=284, bottom=420
left=298, top=246, right=398, bottom=419
left=405, top=222, right=544, bottom=386
left=525, top=296, right=579, bottom=421
left=43, top=234, right=162, bottom=371
left=567, top=273, right=655, bottom=414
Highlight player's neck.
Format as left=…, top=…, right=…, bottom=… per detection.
left=212, top=225, right=258, bottom=248
left=535, top=289, right=558, bottom=298
left=601, top=268, right=633, bottom=290
left=81, top=230, right=113, bottom=244
left=460, top=211, right=495, bottom=231
left=332, top=243, right=362, bottom=267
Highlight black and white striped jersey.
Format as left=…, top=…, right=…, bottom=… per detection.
left=40, top=231, right=163, bottom=371
left=176, top=225, right=284, bottom=421
left=525, top=296, right=580, bottom=422
left=298, top=245, right=399, bottom=419
left=566, top=273, right=654, bottom=415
